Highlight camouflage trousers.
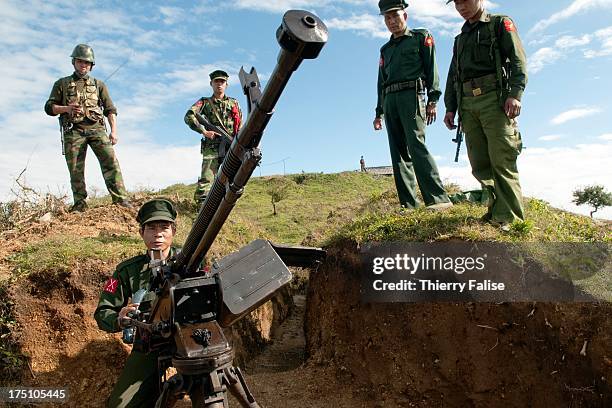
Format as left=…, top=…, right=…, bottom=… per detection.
left=194, top=143, right=220, bottom=203
left=63, top=128, right=128, bottom=204
left=460, top=91, right=525, bottom=223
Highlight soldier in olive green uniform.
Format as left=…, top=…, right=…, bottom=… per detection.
left=444, top=0, right=527, bottom=227
left=373, top=0, right=452, bottom=210
left=45, top=44, right=130, bottom=212
left=185, top=70, right=242, bottom=204
left=94, top=199, right=179, bottom=407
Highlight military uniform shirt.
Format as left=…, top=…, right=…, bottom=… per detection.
left=444, top=12, right=528, bottom=113
left=94, top=248, right=179, bottom=333
left=376, top=28, right=441, bottom=117
left=184, top=96, right=242, bottom=142
left=45, top=73, right=117, bottom=131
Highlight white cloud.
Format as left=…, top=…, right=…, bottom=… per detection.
left=159, top=6, right=184, bottom=25
left=519, top=142, right=612, bottom=219
left=529, top=0, right=612, bottom=34
left=528, top=47, right=564, bottom=74
left=551, top=107, right=602, bottom=125
left=584, top=25, right=612, bottom=58
left=529, top=34, right=592, bottom=73
left=325, top=14, right=389, bottom=39
left=538, top=135, right=563, bottom=142
left=599, top=133, right=612, bottom=140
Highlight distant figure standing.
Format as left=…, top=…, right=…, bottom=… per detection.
left=44, top=44, right=131, bottom=212
left=360, top=155, right=367, bottom=172
left=373, top=0, right=452, bottom=210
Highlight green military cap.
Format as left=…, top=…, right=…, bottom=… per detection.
left=378, top=0, right=408, bottom=14
left=209, top=69, right=229, bottom=81
left=136, top=199, right=177, bottom=225
left=71, top=44, right=95, bottom=64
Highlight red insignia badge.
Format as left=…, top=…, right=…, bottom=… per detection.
left=195, top=100, right=203, bottom=107
left=379, top=56, right=384, bottom=67
left=103, top=277, right=119, bottom=294
left=504, top=19, right=515, bottom=32
left=425, top=35, right=434, bottom=47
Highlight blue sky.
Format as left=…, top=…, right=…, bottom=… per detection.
left=1, top=0, right=611, bottom=218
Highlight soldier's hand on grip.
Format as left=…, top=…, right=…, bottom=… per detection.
left=504, top=97, right=521, bottom=119
left=444, top=111, right=457, bottom=130
left=203, top=129, right=219, bottom=140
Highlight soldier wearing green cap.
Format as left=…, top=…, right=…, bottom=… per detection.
left=185, top=69, right=243, bottom=205
left=443, top=0, right=528, bottom=229
left=373, top=0, right=453, bottom=210
left=94, top=199, right=179, bottom=407
left=45, top=44, right=131, bottom=212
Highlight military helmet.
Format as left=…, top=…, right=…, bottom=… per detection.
left=378, top=0, right=408, bottom=14
left=209, top=69, right=229, bottom=81
left=70, top=44, right=95, bottom=65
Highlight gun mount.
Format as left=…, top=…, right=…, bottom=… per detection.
left=122, top=10, right=328, bottom=407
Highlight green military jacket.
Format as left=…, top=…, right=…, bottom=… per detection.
left=444, top=12, right=528, bottom=113
left=44, top=73, right=117, bottom=131
left=184, top=96, right=243, bottom=147
left=376, top=28, right=441, bottom=117
left=94, top=247, right=179, bottom=333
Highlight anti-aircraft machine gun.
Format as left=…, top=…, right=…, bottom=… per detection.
left=120, top=10, right=328, bottom=407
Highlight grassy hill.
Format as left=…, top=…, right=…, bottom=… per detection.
left=0, top=171, right=610, bottom=386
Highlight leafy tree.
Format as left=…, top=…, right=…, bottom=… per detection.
left=265, top=177, right=293, bottom=216
left=572, top=184, right=612, bottom=218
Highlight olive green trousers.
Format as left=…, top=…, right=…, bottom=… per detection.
left=383, top=89, right=450, bottom=208
left=460, top=91, right=524, bottom=223
left=107, top=350, right=161, bottom=408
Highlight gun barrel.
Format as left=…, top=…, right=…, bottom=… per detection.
left=174, top=10, right=328, bottom=275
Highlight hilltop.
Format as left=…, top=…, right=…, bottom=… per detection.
left=0, top=171, right=610, bottom=407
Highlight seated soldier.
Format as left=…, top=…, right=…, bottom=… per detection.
left=94, top=199, right=178, bottom=407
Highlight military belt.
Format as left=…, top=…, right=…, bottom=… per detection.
left=66, top=127, right=104, bottom=136
left=462, top=73, right=497, bottom=97
left=384, top=80, right=418, bottom=95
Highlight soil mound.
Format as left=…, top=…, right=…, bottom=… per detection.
left=305, top=242, right=611, bottom=407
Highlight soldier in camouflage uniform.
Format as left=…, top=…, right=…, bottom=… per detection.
left=45, top=44, right=131, bottom=212
left=444, top=0, right=527, bottom=229
left=373, top=0, right=452, bottom=210
left=94, top=199, right=179, bottom=407
left=184, top=70, right=242, bottom=204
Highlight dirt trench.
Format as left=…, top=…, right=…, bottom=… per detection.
left=304, top=242, right=611, bottom=408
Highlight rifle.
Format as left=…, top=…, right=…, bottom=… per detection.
left=120, top=10, right=328, bottom=407
left=452, top=120, right=463, bottom=163
left=194, top=112, right=233, bottom=160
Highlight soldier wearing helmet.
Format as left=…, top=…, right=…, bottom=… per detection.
left=44, top=44, right=131, bottom=212
left=373, top=0, right=452, bottom=210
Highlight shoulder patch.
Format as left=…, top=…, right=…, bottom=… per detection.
left=424, top=35, right=434, bottom=47
left=194, top=99, right=204, bottom=107
left=103, top=277, right=119, bottom=294
left=379, top=55, right=384, bottom=67
left=503, top=19, right=516, bottom=32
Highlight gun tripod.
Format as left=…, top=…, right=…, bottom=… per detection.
left=155, top=363, right=259, bottom=408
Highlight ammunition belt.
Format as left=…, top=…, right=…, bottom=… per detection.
left=462, top=73, right=497, bottom=97
left=384, top=80, right=418, bottom=95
